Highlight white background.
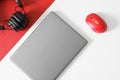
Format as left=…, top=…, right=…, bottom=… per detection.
left=0, top=0, right=120, bottom=80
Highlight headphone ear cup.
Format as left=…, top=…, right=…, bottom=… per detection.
left=13, top=12, right=27, bottom=27
left=8, top=17, right=22, bottom=31
left=8, top=12, right=28, bottom=31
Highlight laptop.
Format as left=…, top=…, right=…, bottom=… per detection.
left=11, top=12, right=87, bottom=80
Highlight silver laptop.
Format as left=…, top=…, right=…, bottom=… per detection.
left=11, top=12, right=87, bottom=80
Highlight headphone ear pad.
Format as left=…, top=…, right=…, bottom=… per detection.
left=8, top=17, right=22, bottom=31
left=8, top=12, right=28, bottom=31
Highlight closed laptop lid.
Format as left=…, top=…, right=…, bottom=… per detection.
left=11, top=12, right=87, bottom=80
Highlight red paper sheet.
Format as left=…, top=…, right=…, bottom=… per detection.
left=0, top=0, right=54, bottom=61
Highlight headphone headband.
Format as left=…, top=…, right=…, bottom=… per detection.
left=15, top=0, right=23, bottom=8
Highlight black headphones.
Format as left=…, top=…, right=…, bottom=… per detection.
left=0, top=0, right=28, bottom=31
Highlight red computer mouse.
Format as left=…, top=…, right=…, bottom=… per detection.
left=86, top=13, right=107, bottom=33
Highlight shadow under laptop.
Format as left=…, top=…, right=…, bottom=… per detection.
left=54, top=11, right=92, bottom=80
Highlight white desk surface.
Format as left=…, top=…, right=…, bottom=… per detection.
left=0, top=0, right=120, bottom=80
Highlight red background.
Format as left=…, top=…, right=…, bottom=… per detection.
left=0, top=0, right=54, bottom=61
